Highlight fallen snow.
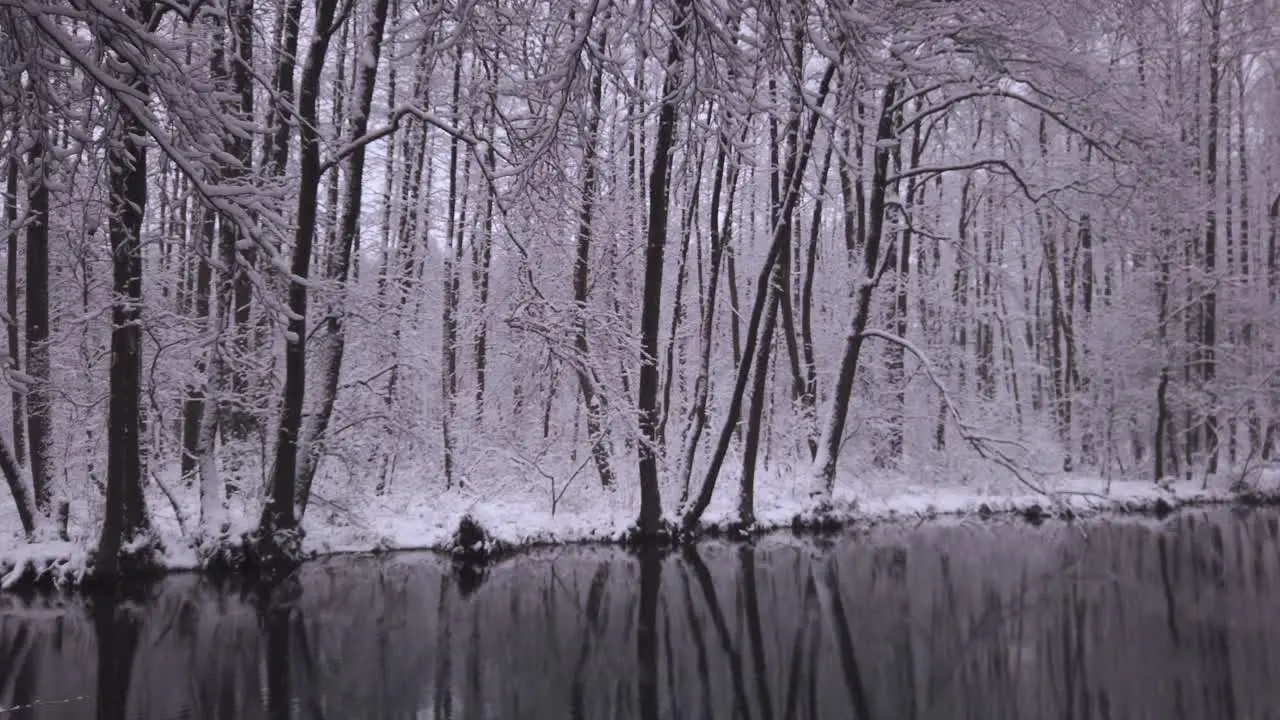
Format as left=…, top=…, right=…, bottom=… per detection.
left=4, top=462, right=1279, bottom=581
left=0, top=541, right=88, bottom=590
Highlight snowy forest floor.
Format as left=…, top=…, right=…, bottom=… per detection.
left=5, top=457, right=1280, bottom=590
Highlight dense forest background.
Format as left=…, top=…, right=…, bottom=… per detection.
left=1, top=0, right=1279, bottom=567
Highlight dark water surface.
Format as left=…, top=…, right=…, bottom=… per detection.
left=3, top=508, right=1280, bottom=719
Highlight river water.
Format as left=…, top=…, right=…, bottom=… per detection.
left=2, top=508, right=1278, bottom=718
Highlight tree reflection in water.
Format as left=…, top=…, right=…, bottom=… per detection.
left=3, top=509, right=1280, bottom=718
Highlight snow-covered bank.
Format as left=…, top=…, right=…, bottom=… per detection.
left=5, top=464, right=1280, bottom=591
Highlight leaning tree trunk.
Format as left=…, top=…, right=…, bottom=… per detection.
left=296, top=0, right=391, bottom=518
left=813, top=81, right=898, bottom=499
left=681, top=63, right=836, bottom=531
left=2, top=149, right=36, bottom=538
left=674, top=117, right=745, bottom=505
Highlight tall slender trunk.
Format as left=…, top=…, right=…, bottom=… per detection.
left=675, top=118, right=744, bottom=504
left=1155, top=233, right=1173, bottom=481
left=1235, top=61, right=1258, bottom=459
left=296, top=0, right=391, bottom=517
left=1202, top=0, right=1222, bottom=475
left=263, top=0, right=303, bottom=176
left=572, top=28, right=616, bottom=488
left=2, top=146, right=35, bottom=537
left=4, top=151, right=24, bottom=471
left=658, top=139, right=703, bottom=448
left=229, top=0, right=260, bottom=439
left=473, top=139, right=495, bottom=419
left=180, top=198, right=215, bottom=485
left=682, top=63, right=836, bottom=530
left=24, top=133, right=53, bottom=523
left=441, top=46, right=466, bottom=491
left=636, top=0, right=691, bottom=535
left=181, top=15, right=226, bottom=490
left=885, top=114, right=922, bottom=465
left=738, top=261, right=782, bottom=529
left=263, top=0, right=344, bottom=540
left=195, top=202, right=239, bottom=535
left=814, top=81, right=897, bottom=497
left=798, top=139, right=834, bottom=459
left=98, top=61, right=154, bottom=575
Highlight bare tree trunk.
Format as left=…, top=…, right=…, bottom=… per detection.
left=441, top=45, right=466, bottom=491
left=24, top=132, right=54, bottom=526
left=262, top=0, right=303, bottom=176
left=98, top=55, right=154, bottom=575
left=797, top=139, right=834, bottom=459
left=296, top=0, right=391, bottom=517
left=885, top=113, right=923, bottom=465
left=658, top=140, right=702, bottom=450
left=228, top=0, right=260, bottom=439
left=682, top=63, right=836, bottom=530
left=814, top=81, right=898, bottom=498
left=0, top=433, right=34, bottom=538
left=571, top=27, right=616, bottom=488
left=1, top=147, right=33, bottom=537
left=738, top=261, right=782, bottom=530
left=473, top=138, right=495, bottom=419
left=1155, top=231, right=1173, bottom=482
left=4, top=152, right=24, bottom=470
left=263, top=0, right=344, bottom=542
left=1235, top=61, right=1257, bottom=461
left=1201, top=0, right=1223, bottom=476
left=180, top=15, right=226, bottom=490
left=675, top=118, right=744, bottom=505
left=635, top=0, right=692, bottom=536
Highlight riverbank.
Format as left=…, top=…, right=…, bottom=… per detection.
left=4, top=468, right=1280, bottom=591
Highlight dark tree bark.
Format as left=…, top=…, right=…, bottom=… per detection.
left=262, top=0, right=344, bottom=541
left=262, top=0, right=303, bottom=176
left=682, top=63, right=836, bottom=530
left=98, top=63, right=154, bottom=576
left=1201, top=0, right=1222, bottom=475
left=1155, top=229, right=1174, bottom=482
left=296, top=0, right=391, bottom=517
left=738, top=260, right=782, bottom=529
left=0, top=434, right=34, bottom=538
left=1, top=151, right=33, bottom=537
left=572, top=25, right=617, bottom=488
left=228, top=0, right=260, bottom=439
left=24, top=133, right=53, bottom=521
left=798, top=139, right=834, bottom=453
left=4, top=152, right=24, bottom=469
left=635, top=0, right=691, bottom=536
left=441, top=45, right=467, bottom=491
left=885, top=113, right=923, bottom=465
left=473, top=140, right=495, bottom=418
left=180, top=15, right=226, bottom=490
left=815, top=81, right=898, bottom=496
left=658, top=138, right=703, bottom=450
left=675, top=118, right=746, bottom=505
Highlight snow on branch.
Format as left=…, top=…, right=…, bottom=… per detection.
left=886, top=158, right=1070, bottom=205
left=858, top=328, right=1049, bottom=496
left=319, top=104, right=493, bottom=175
